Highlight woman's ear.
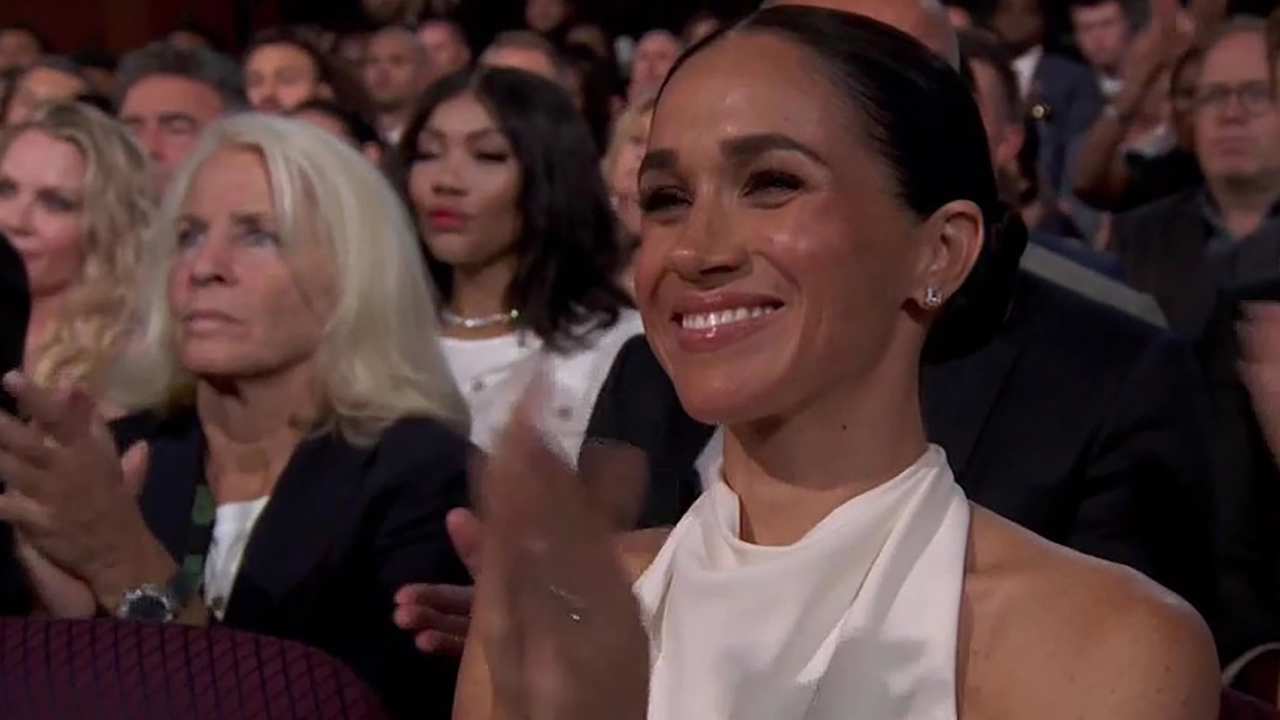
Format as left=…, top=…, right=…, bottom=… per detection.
left=912, top=199, right=984, bottom=312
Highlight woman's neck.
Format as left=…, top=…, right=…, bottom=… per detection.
left=723, top=348, right=928, bottom=548
left=196, top=363, right=320, bottom=503
left=444, top=256, right=520, bottom=340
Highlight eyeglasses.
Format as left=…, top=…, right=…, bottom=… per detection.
left=1193, top=81, right=1277, bottom=116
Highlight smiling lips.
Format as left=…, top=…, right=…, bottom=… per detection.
left=669, top=295, right=785, bottom=353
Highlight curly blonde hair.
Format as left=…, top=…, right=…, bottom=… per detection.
left=0, top=102, right=152, bottom=393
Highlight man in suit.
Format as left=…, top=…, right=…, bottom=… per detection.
left=585, top=0, right=1219, bottom=655
left=989, top=0, right=1106, bottom=197
left=1113, top=19, right=1280, bottom=340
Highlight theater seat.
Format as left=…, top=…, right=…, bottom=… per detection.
left=0, top=617, right=390, bottom=720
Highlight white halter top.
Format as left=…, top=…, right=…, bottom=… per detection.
left=633, top=443, right=970, bottom=720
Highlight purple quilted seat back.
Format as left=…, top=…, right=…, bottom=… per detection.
left=0, top=617, right=391, bottom=720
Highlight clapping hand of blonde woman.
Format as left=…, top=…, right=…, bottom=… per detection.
left=454, top=383, right=650, bottom=720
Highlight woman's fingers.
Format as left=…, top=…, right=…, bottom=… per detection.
left=447, top=508, right=485, bottom=578
left=415, top=630, right=467, bottom=656
left=393, top=597, right=473, bottom=636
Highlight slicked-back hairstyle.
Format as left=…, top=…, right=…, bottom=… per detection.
left=662, top=6, right=1028, bottom=360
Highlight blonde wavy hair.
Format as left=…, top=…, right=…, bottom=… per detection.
left=113, top=113, right=469, bottom=445
left=0, top=102, right=152, bottom=392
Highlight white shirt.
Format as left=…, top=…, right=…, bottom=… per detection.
left=442, top=310, right=644, bottom=462
left=635, top=445, right=970, bottom=720
left=204, top=497, right=270, bottom=620
left=1012, top=45, right=1044, bottom=100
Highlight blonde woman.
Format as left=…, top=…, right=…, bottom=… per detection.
left=0, top=114, right=472, bottom=719
left=0, top=101, right=150, bottom=403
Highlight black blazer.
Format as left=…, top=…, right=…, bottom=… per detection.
left=586, top=270, right=1218, bottom=638
left=1, top=410, right=472, bottom=720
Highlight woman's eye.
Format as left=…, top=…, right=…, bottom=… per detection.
left=414, top=149, right=442, bottom=163
left=242, top=230, right=280, bottom=247
left=743, top=169, right=805, bottom=197
left=639, top=187, right=690, bottom=215
left=176, top=227, right=201, bottom=249
left=475, top=150, right=511, bottom=163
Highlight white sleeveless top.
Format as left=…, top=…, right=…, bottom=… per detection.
left=633, top=444, right=970, bottom=720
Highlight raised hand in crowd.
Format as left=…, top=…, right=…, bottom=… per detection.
left=1239, top=303, right=1280, bottom=472
left=395, top=510, right=481, bottom=656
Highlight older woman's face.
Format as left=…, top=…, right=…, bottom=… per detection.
left=0, top=129, right=87, bottom=299
left=169, top=147, right=335, bottom=379
left=633, top=32, right=925, bottom=425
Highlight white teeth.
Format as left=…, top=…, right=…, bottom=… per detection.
left=680, top=305, right=777, bottom=330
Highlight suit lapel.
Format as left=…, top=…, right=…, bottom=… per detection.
left=223, top=431, right=370, bottom=627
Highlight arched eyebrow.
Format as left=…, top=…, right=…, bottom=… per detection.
left=640, top=132, right=830, bottom=179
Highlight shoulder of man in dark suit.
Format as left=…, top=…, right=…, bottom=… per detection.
left=1111, top=187, right=1204, bottom=258
left=961, top=272, right=1218, bottom=637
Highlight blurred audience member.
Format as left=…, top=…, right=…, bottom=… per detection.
left=1114, top=18, right=1280, bottom=338
left=70, top=50, right=116, bottom=99
left=682, top=11, right=724, bottom=46
left=627, top=30, right=681, bottom=105
left=480, top=31, right=563, bottom=84
left=417, top=17, right=473, bottom=83
left=291, top=98, right=386, bottom=164
left=0, top=26, right=43, bottom=74
left=1073, top=11, right=1204, bottom=214
left=602, top=95, right=655, bottom=250
left=0, top=102, right=151, bottom=397
left=362, top=0, right=426, bottom=26
left=526, top=0, right=574, bottom=38
left=335, top=30, right=370, bottom=72
left=166, top=25, right=218, bottom=52
left=116, top=42, right=243, bottom=194
left=243, top=30, right=330, bottom=113
left=990, top=0, right=1105, bottom=196
left=943, top=1, right=974, bottom=29
left=562, top=43, right=623, bottom=152
left=396, top=67, right=638, bottom=459
left=1069, top=0, right=1135, bottom=101
left=363, top=26, right=431, bottom=146
left=2, top=58, right=89, bottom=126
left=566, top=22, right=613, bottom=60
left=0, top=113, right=471, bottom=719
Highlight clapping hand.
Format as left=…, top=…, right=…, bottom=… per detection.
left=453, top=382, right=650, bottom=720
left=0, top=371, right=169, bottom=613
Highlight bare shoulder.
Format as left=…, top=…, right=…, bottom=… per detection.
left=614, top=528, right=671, bottom=583
left=961, top=507, right=1219, bottom=720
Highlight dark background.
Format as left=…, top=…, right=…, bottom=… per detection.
left=0, top=0, right=1274, bottom=59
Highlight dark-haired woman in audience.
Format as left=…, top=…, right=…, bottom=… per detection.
left=396, top=68, right=639, bottom=461
left=451, top=8, right=1219, bottom=719
left=0, top=114, right=473, bottom=718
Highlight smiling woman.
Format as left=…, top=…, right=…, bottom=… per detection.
left=451, top=7, right=1220, bottom=720
left=0, top=114, right=474, bottom=719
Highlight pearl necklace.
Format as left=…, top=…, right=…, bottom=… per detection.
left=441, top=308, right=520, bottom=330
